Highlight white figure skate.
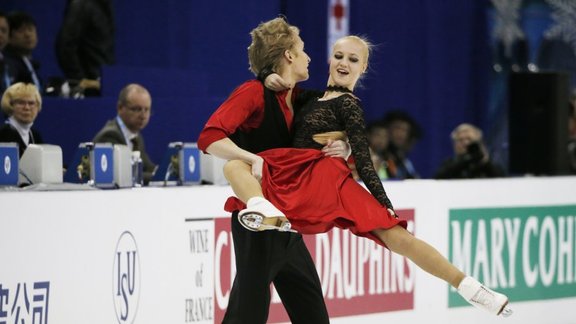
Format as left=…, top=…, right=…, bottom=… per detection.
left=238, top=198, right=295, bottom=232
left=458, top=276, right=513, bottom=317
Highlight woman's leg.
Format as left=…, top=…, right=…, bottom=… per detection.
left=223, top=160, right=292, bottom=232
left=223, top=160, right=263, bottom=203
left=373, top=226, right=464, bottom=288
left=373, top=225, right=511, bottom=316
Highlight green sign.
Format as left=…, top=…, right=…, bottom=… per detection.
left=448, top=205, right=576, bottom=307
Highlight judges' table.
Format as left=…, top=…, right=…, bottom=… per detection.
left=1, top=177, right=575, bottom=324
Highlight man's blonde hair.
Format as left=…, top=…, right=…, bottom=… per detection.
left=247, top=17, right=300, bottom=76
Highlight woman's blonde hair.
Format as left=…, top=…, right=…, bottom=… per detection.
left=247, top=17, right=300, bottom=76
left=1, top=82, right=42, bottom=117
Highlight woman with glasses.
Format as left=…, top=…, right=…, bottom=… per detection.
left=0, top=82, right=43, bottom=156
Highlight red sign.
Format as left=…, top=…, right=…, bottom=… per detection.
left=214, top=209, right=415, bottom=322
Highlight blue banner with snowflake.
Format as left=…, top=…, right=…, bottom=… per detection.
left=486, top=0, right=576, bottom=171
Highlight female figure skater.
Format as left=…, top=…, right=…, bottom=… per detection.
left=223, top=35, right=513, bottom=317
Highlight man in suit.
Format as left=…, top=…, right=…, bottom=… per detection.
left=3, top=11, right=42, bottom=92
left=0, top=11, right=10, bottom=95
left=92, top=83, right=156, bottom=183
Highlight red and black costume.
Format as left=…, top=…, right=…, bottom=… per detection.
left=198, top=80, right=329, bottom=324
left=245, top=93, right=407, bottom=247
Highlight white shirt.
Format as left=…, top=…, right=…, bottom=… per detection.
left=7, top=116, right=33, bottom=145
left=116, top=116, right=138, bottom=150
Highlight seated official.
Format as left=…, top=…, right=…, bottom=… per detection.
left=0, top=82, right=43, bottom=156
left=92, top=83, right=156, bottom=184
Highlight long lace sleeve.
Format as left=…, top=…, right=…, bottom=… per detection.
left=338, top=95, right=394, bottom=210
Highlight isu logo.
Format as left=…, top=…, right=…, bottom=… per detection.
left=4, top=155, right=11, bottom=175
left=188, top=155, right=196, bottom=174
left=113, top=231, right=141, bottom=324
left=101, top=153, right=108, bottom=172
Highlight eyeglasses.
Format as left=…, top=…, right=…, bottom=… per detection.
left=11, top=99, right=38, bottom=107
left=125, top=105, right=152, bottom=115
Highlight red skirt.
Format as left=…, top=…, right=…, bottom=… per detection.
left=225, top=148, right=407, bottom=247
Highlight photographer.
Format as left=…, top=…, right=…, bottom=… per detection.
left=434, top=123, right=505, bottom=179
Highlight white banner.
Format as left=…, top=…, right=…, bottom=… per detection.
left=328, top=0, right=350, bottom=59
left=1, top=178, right=576, bottom=323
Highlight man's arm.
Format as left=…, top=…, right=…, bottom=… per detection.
left=205, top=137, right=257, bottom=162
left=205, top=137, right=265, bottom=179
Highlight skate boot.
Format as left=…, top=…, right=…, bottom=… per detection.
left=457, top=276, right=513, bottom=317
left=238, top=197, right=295, bottom=232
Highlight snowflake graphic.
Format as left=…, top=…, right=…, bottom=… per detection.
left=544, top=0, right=576, bottom=53
left=492, top=0, right=525, bottom=58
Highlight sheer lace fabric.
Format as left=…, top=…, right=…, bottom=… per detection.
left=292, top=94, right=393, bottom=209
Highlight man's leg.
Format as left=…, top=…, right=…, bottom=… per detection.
left=224, top=160, right=291, bottom=232
left=223, top=211, right=294, bottom=324
left=273, top=235, right=330, bottom=324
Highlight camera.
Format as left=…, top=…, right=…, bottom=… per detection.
left=466, top=142, right=483, bottom=162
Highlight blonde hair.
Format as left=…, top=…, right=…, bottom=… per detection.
left=451, top=123, right=483, bottom=141
left=247, top=17, right=300, bottom=76
left=1, top=82, right=42, bottom=116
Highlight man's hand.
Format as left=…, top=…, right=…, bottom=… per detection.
left=322, top=139, right=351, bottom=159
left=250, top=155, right=265, bottom=181
left=264, top=73, right=292, bottom=91
left=79, top=78, right=101, bottom=90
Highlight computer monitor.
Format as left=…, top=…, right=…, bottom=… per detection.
left=19, top=144, right=63, bottom=185
left=114, top=144, right=132, bottom=188
left=0, top=143, right=19, bottom=186
left=179, top=143, right=201, bottom=185
left=64, top=142, right=115, bottom=188
left=200, top=152, right=228, bottom=185
left=149, top=142, right=181, bottom=186
left=150, top=142, right=202, bottom=186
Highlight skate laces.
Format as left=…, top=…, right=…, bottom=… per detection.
left=470, top=286, right=495, bottom=307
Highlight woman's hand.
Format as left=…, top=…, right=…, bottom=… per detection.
left=264, top=74, right=292, bottom=91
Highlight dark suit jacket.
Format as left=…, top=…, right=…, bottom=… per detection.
left=0, top=123, right=44, bottom=157
left=3, top=45, right=42, bottom=90
left=92, top=119, right=156, bottom=183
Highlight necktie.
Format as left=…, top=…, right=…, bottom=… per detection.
left=22, top=56, right=41, bottom=91
left=1, top=54, right=9, bottom=89
left=130, top=138, right=139, bottom=152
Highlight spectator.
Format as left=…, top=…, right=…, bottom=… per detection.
left=3, top=11, right=42, bottom=92
left=382, top=110, right=422, bottom=179
left=435, top=123, right=505, bottom=179
left=0, top=11, right=9, bottom=95
left=92, top=83, right=156, bottom=184
left=366, top=120, right=393, bottom=179
left=349, top=147, right=389, bottom=181
left=0, top=82, right=43, bottom=157
left=55, top=0, right=115, bottom=98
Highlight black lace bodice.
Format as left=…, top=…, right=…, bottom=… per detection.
left=292, top=94, right=394, bottom=210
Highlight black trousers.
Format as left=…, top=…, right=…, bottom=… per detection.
left=222, top=211, right=329, bottom=324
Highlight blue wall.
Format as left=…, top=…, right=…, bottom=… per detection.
left=3, top=0, right=493, bottom=178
